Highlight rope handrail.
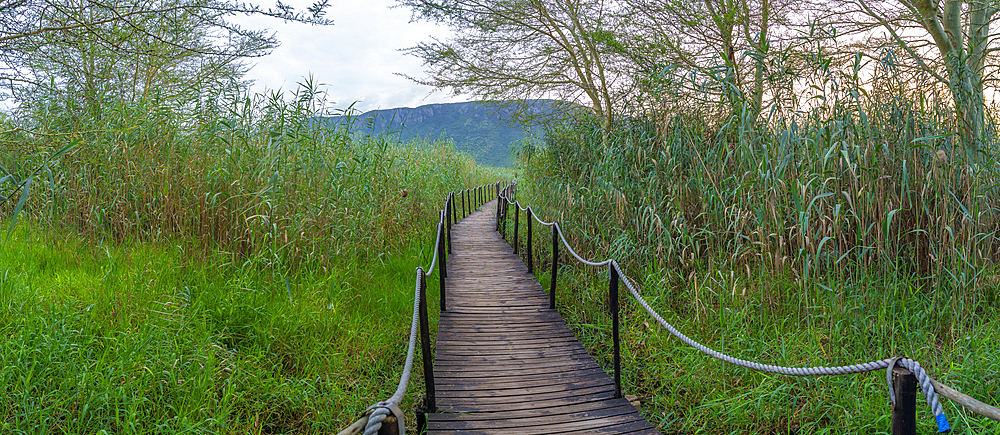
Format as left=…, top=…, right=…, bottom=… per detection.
left=496, top=182, right=1000, bottom=431
left=423, top=211, right=445, bottom=277
left=340, top=182, right=496, bottom=435
left=500, top=193, right=607, bottom=267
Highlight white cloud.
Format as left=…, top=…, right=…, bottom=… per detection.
left=231, top=0, right=469, bottom=112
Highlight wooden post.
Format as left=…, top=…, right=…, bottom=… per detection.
left=447, top=194, right=453, bottom=254
left=513, top=203, right=520, bottom=254
left=891, top=366, right=917, bottom=435
left=495, top=189, right=501, bottom=231
left=609, top=263, right=622, bottom=399
left=438, top=220, right=447, bottom=312
left=526, top=207, right=533, bottom=273
left=418, top=270, right=436, bottom=413
left=377, top=415, right=400, bottom=435
left=549, top=225, right=559, bottom=310
left=501, top=198, right=508, bottom=241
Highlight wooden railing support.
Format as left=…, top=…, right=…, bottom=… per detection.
left=495, top=190, right=501, bottom=231
left=513, top=202, right=520, bottom=254
left=447, top=194, right=454, bottom=254
left=549, top=225, right=559, bottom=310
left=891, top=366, right=917, bottom=435
left=609, top=263, right=622, bottom=399
left=501, top=197, right=508, bottom=241
left=526, top=206, right=533, bottom=273
left=418, top=270, right=436, bottom=413
left=439, top=220, right=448, bottom=312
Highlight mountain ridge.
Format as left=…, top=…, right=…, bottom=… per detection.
left=323, top=99, right=569, bottom=167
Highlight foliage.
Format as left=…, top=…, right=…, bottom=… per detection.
left=0, top=223, right=442, bottom=433
left=1, top=0, right=332, bottom=118
left=0, top=79, right=501, bottom=268
left=0, top=77, right=506, bottom=432
left=400, top=0, right=626, bottom=130
left=514, top=42, right=1000, bottom=432
left=521, top=46, right=1000, bottom=289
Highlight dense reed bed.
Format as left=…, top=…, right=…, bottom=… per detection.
left=516, top=54, right=1000, bottom=433
left=0, top=82, right=505, bottom=433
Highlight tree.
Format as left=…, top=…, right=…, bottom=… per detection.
left=399, top=0, right=627, bottom=132
left=619, top=0, right=815, bottom=119
left=846, top=0, right=999, bottom=157
left=0, top=0, right=332, bottom=119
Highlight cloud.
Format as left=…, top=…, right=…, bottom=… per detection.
left=231, top=0, right=469, bottom=112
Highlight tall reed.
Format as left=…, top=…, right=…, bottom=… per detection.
left=520, top=47, right=1000, bottom=295
left=1, top=78, right=500, bottom=268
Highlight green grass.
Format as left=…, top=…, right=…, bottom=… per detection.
left=0, top=221, right=448, bottom=434
left=504, top=211, right=1000, bottom=433
left=0, top=78, right=508, bottom=434
left=504, top=45, right=1000, bottom=432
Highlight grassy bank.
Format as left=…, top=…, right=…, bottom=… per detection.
left=0, top=83, right=507, bottom=433
left=515, top=258, right=1000, bottom=433
left=512, top=63, right=1000, bottom=432
left=0, top=222, right=447, bottom=433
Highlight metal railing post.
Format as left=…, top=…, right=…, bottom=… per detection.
left=513, top=202, right=520, bottom=254
left=891, top=366, right=917, bottom=435
left=549, top=224, right=559, bottom=310
left=418, top=269, right=436, bottom=413
left=609, top=263, right=622, bottom=399
left=526, top=206, right=533, bottom=273
left=452, top=192, right=458, bottom=227
left=462, top=189, right=467, bottom=217
left=438, top=220, right=447, bottom=312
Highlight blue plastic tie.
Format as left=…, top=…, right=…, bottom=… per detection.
left=936, top=414, right=951, bottom=432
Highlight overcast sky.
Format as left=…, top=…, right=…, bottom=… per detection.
left=231, top=0, right=467, bottom=113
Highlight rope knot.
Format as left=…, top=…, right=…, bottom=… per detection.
left=886, top=357, right=950, bottom=433
left=363, top=401, right=405, bottom=435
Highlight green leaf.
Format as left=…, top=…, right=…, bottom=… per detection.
left=8, top=177, right=32, bottom=238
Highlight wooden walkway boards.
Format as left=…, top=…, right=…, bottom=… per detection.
left=427, top=200, right=658, bottom=434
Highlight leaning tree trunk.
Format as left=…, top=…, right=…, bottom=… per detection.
left=912, top=0, right=989, bottom=160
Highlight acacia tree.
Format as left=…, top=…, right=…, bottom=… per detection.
left=845, top=0, right=1000, bottom=157
left=0, top=0, right=331, bottom=119
left=399, top=0, right=627, bottom=132
left=619, top=0, right=817, bottom=120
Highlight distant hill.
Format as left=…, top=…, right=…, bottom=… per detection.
left=322, top=100, right=569, bottom=167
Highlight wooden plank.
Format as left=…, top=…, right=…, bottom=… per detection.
left=434, top=385, right=617, bottom=408
left=426, top=200, right=656, bottom=435
left=433, top=371, right=612, bottom=391
left=435, top=362, right=602, bottom=378
left=428, top=403, right=641, bottom=430
left=429, top=397, right=626, bottom=421
left=435, top=377, right=614, bottom=399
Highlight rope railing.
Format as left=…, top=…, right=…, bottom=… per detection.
left=339, top=181, right=501, bottom=435
left=496, top=181, right=1000, bottom=434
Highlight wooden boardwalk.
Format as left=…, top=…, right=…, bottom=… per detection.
left=426, top=201, right=658, bottom=434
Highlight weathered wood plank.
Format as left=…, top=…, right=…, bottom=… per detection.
left=426, top=199, right=657, bottom=435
